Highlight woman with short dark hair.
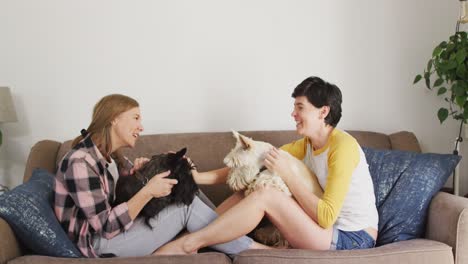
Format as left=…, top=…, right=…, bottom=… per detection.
left=156, top=76, right=378, bottom=254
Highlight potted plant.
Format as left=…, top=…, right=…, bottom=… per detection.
left=414, top=30, right=468, bottom=196
left=414, top=31, right=468, bottom=124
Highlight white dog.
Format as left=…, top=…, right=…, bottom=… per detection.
left=224, top=131, right=323, bottom=197
left=223, top=131, right=323, bottom=247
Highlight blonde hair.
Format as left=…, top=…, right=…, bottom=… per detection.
left=73, top=94, right=139, bottom=163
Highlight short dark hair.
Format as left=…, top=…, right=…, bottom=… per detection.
left=292, top=76, right=342, bottom=127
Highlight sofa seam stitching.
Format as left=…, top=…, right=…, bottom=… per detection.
left=236, top=248, right=451, bottom=260
left=455, top=208, right=466, bottom=264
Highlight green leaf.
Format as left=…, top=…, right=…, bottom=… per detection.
left=456, top=95, right=466, bottom=107
left=458, top=31, right=467, bottom=39
left=433, top=46, right=443, bottom=57
left=427, top=59, right=433, bottom=72
left=449, top=52, right=458, bottom=61
left=437, top=87, right=447, bottom=95
left=446, top=43, right=456, bottom=53
left=457, top=63, right=467, bottom=79
left=454, top=82, right=465, bottom=96
left=438, top=108, right=449, bottom=123
left=440, top=41, right=448, bottom=48
left=413, top=75, right=422, bottom=84
left=441, top=50, right=449, bottom=60
left=456, top=49, right=466, bottom=65
left=463, top=106, right=468, bottom=120
left=459, top=81, right=468, bottom=93
left=447, top=60, right=458, bottom=69
left=424, top=72, right=431, bottom=89
left=434, top=78, right=444, bottom=87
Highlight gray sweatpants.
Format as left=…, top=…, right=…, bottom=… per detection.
left=92, top=193, right=253, bottom=257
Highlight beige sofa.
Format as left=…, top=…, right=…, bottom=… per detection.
left=1, top=130, right=467, bottom=264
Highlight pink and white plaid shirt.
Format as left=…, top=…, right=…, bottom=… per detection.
left=54, top=135, right=134, bottom=257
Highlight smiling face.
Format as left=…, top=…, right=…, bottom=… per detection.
left=111, top=107, right=144, bottom=150
left=291, top=96, right=329, bottom=137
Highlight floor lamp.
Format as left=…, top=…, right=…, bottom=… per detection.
left=453, top=121, right=463, bottom=196
left=452, top=0, right=468, bottom=196
left=0, top=87, right=18, bottom=193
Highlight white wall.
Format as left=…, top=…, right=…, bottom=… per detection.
left=0, top=0, right=466, bottom=195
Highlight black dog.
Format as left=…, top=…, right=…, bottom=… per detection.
left=114, top=148, right=198, bottom=227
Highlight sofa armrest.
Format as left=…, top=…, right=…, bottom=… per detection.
left=23, top=140, right=61, bottom=183
left=0, top=218, right=21, bottom=264
left=426, top=191, right=468, bottom=264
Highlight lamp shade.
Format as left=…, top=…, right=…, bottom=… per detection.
left=0, top=87, right=18, bottom=122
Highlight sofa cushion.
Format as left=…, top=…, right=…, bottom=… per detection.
left=234, top=239, right=452, bottom=264
left=362, top=147, right=460, bottom=246
left=0, top=169, right=81, bottom=257
left=9, top=252, right=232, bottom=264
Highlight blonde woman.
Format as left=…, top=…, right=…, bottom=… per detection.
left=54, top=94, right=268, bottom=258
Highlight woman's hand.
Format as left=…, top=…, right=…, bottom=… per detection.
left=183, top=155, right=199, bottom=177
left=130, top=157, right=150, bottom=174
left=128, top=170, right=177, bottom=220
left=143, top=171, right=178, bottom=198
left=264, top=148, right=293, bottom=183
left=182, top=154, right=196, bottom=167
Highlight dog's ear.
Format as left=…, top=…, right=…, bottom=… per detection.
left=231, top=130, right=240, bottom=140
left=239, top=134, right=252, bottom=150
left=174, top=148, right=187, bottom=160
left=167, top=147, right=187, bottom=167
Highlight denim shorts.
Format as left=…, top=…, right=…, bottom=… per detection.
left=329, top=226, right=376, bottom=250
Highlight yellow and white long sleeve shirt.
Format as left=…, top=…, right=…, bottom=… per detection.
left=281, top=129, right=378, bottom=231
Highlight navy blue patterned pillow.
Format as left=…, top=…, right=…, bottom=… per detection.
left=0, top=169, right=81, bottom=257
left=362, top=147, right=460, bottom=246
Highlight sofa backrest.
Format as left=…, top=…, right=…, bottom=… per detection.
left=24, top=130, right=421, bottom=205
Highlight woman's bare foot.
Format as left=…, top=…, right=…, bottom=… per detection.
left=153, top=235, right=198, bottom=255
left=153, top=233, right=273, bottom=255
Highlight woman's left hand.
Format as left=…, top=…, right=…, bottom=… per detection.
left=264, top=148, right=293, bottom=183
left=184, top=156, right=196, bottom=168
left=130, top=157, right=150, bottom=174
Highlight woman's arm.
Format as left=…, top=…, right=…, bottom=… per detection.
left=127, top=191, right=152, bottom=220
left=266, top=142, right=359, bottom=229
left=127, top=170, right=175, bottom=219
left=63, top=158, right=134, bottom=238
left=64, top=157, right=176, bottom=238
left=285, top=174, right=321, bottom=222
left=264, top=149, right=320, bottom=221
left=193, top=167, right=230, bottom=185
